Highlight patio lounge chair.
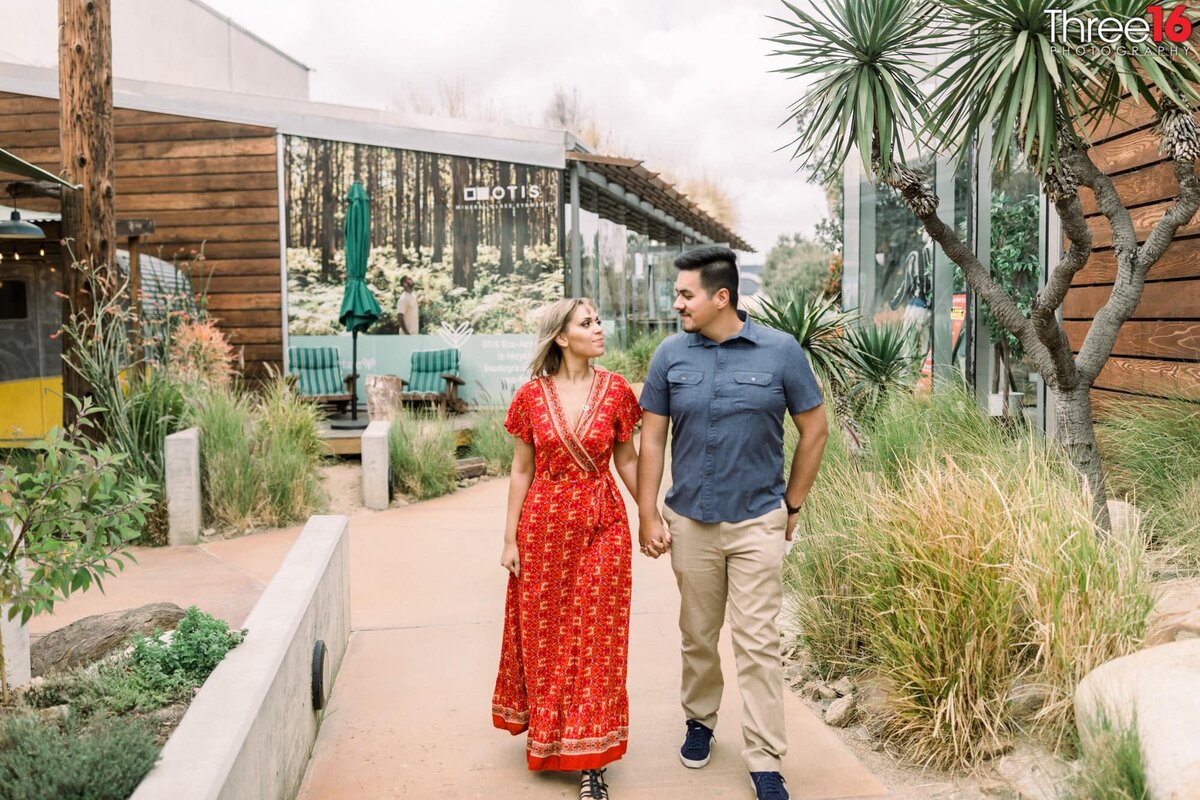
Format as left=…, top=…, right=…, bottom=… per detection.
left=288, top=346, right=356, bottom=415
left=401, top=348, right=466, bottom=414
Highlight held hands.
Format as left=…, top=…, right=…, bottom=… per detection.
left=639, top=514, right=672, bottom=559
left=500, top=541, right=520, bottom=578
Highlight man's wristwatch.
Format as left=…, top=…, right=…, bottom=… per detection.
left=785, top=502, right=802, bottom=515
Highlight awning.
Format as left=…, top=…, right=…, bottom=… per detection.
left=566, top=151, right=753, bottom=252
left=0, top=147, right=80, bottom=189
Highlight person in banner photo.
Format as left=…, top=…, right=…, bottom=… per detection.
left=492, top=297, right=641, bottom=800
left=395, top=275, right=420, bottom=335
left=635, top=247, right=829, bottom=800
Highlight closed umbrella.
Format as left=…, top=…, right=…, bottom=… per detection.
left=336, top=181, right=381, bottom=427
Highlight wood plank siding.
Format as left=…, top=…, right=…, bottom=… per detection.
left=1071, top=97, right=1200, bottom=410
left=0, top=91, right=283, bottom=378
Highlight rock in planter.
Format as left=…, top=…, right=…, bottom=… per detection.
left=825, top=694, right=858, bottom=727
left=831, top=676, right=855, bottom=697
left=31, top=602, right=187, bottom=677
left=1075, top=638, right=1200, bottom=800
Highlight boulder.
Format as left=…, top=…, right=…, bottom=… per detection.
left=1146, top=577, right=1200, bottom=647
left=824, top=694, right=858, bottom=727
left=831, top=676, right=855, bottom=697
left=31, top=602, right=187, bottom=677
left=1075, top=639, right=1200, bottom=800
left=994, top=744, right=1071, bottom=800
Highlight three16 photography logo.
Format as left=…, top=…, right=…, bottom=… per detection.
left=1047, top=4, right=1193, bottom=55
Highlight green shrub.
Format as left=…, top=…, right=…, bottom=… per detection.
left=0, top=715, right=159, bottom=800
left=469, top=405, right=515, bottom=475
left=1096, top=398, right=1200, bottom=572
left=130, top=606, right=246, bottom=686
left=785, top=393, right=1150, bottom=767
left=389, top=411, right=458, bottom=499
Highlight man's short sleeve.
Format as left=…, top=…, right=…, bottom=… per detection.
left=782, top=339, right=824, bottom=415
left=639, top=344, right=672, bottom=416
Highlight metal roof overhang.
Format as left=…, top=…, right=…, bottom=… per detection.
left=566, top=151, right=753, bottom=252
left=0, top=147, right=79, bottom=189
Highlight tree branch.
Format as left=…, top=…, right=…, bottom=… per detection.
left=913, top=207, right=1057, bottom=377
left=1077, top=147, right=1200, bottom=384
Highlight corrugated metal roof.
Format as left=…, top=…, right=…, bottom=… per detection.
left=567, top=151, right=753, bottom=252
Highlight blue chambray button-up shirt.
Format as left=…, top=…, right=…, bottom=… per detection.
left=639, top=311, right=823, bottom=523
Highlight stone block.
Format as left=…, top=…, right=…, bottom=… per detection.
left=165, top=428, right=202, bottom=546
left=361, top=421, right=391, bottom=511
left=1, top=603, right=31, bottom=691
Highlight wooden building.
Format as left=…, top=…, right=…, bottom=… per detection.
left=1072, top=101, right=1200, bottom=409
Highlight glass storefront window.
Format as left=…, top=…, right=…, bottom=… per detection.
left=987, top=147, right=1043, bottom=421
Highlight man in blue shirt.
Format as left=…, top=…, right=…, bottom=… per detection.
left=636, top=246, right=828, bottom=800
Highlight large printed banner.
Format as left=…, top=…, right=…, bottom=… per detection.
left=284, top=135, right=564, bottom=337
left=288, top=333, right=535, bottom=404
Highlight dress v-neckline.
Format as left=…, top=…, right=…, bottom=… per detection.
left=546, top=368, right=601, bottom=436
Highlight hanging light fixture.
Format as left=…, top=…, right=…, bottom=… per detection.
left=0, top=186, right=45, bottom=239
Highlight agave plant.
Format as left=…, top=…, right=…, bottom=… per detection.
left=769, top=0, right=1200, bottom=528
left=750, top=286, right=854, bottom=387
left=842, top=322, right=922, bottom=425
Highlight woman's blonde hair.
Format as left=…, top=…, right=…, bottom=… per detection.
left=528, top=297, right=596, bottom=377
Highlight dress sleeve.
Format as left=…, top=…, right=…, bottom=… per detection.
left=504, top=383, right=534, bottom=444
left=613, top=378, right=643, bottom=442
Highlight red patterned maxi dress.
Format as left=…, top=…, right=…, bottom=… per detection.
left=492, top=368, right=641, bottom=771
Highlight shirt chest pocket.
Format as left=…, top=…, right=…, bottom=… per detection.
left=731, top=370, right=781, bottom=411
left=667, top=368, right=704, bottom=409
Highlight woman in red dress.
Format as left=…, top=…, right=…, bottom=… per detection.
left=493, top=297, right=641, bottom=799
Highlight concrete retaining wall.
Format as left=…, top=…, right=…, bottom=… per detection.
left=132, top=515, right=351, bottom=800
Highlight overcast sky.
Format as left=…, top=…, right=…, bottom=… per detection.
left=198, top=0, right=830, bottom=258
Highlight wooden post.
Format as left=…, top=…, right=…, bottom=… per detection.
left=59, top=0, right=116, bottom=426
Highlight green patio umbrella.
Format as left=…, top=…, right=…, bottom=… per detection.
left=336, top=181, right=381, bottom=426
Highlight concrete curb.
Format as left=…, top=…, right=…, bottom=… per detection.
left=132, top=515, right=351, bottom=800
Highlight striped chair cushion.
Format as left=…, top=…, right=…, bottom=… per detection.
left=407, top=348, right=459, bottom=394
left=289, top=347, right=346, bottom=396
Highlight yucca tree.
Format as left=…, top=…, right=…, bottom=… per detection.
left=770, top=0, right=1200, bottom=528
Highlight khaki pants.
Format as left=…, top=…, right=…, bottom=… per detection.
left=664, top=505, right=788, bottom=772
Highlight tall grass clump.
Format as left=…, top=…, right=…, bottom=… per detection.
left=598, top=331, right=667, bottom=384
left=389, top=410, right=457, bottom=499
left=192, top=387, right=260, bottom=529
left=783, top=416, right=873, bottom=676
left=785, top=392, right=1151, bottom=768
left=191, top=379, right=325, bottom=530
left=255, top=378, right=326, bottom=526
left=1066, top=711, right=1150, bottom=800
left=1096, top=398, right=1200, bottom=572
left=469, top=405, right=515, bottom=475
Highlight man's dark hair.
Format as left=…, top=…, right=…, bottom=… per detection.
left=674, top=246, right=739, bottom=307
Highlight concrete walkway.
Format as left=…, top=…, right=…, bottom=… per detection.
left=30, top=477, right=886, bottom=800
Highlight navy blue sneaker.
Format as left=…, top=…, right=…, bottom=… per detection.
left=750, top=771, right=790, bottom=800
left=679, top=719, right=714, bottom=768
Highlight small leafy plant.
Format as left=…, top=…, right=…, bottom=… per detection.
left=0, top=402, right=154, bottom=703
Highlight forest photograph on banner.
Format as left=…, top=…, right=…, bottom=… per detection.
left=283, top=135, right=564, bottom=336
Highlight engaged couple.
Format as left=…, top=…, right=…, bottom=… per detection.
left=491, top=246, right=830, bottom=800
